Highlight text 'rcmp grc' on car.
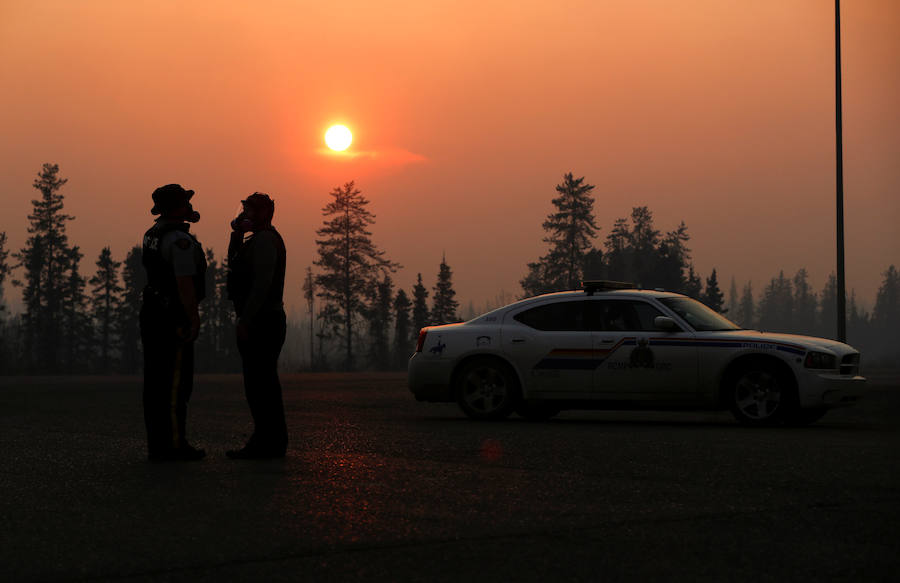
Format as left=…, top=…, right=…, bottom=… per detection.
left=408, top=281, right=866, bottom=426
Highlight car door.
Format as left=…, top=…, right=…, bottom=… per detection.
left=589, top=298, right=698, bottom=400
left=502, top=299, right=593, bottom=399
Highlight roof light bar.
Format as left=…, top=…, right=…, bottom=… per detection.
left=581, top=280, right=636, bottom=295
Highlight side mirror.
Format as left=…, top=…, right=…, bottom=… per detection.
left=654, top=316, right=679, bottom=332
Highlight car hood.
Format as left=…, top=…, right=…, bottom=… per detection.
left=710, top=330, right=855, bottom=353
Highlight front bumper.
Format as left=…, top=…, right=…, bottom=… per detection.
left=799, top=373, right=866, bottom=408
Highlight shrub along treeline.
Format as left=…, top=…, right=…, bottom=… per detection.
left=0, top=165, right=897, bottom=373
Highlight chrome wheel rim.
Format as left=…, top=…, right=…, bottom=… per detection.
left=734, top=370, right=781, bottom=420
left=461, top=366, right=509, bottom=413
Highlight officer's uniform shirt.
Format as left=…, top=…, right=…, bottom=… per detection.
left=157, top=219, right=202, bottom=278
left=231, top=229, right=285, bottom=328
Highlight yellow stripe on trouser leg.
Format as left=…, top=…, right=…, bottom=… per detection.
left=170, top=347, right=183, bottom=448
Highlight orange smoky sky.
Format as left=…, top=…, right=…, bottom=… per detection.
left=0, top=0, right=898, bottom=315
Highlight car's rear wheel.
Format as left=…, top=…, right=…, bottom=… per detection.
left=785, top=407, right=828, bottom=426
left=727, top=362, right=795, bottom=426
left=456, top=358, right=519, bottom=420
left=515, top=400, right=560, bottom=421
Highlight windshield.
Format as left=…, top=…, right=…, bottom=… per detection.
left=658, top=297, right=741, bottom=331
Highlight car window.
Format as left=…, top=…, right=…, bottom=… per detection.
left=513, top=301, right=587, bottom=331
left=658, top=297, right=741, bottom=331
left=588, top=300, right=666, bottom=332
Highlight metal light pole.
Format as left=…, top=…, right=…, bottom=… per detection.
left=835, top=0, right=847, bottom=342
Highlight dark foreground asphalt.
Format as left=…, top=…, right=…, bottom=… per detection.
left=1, top=372, right=898, bottom=582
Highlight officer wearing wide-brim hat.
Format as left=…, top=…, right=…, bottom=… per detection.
left=140, top=183, right=207, bottom=462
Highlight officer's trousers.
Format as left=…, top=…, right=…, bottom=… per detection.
left=237, top=309, right=288, bottom=452
left=140, top=303, right=195, bottom=454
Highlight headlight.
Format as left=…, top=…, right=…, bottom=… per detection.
left=804, top=351, right=837, bottom=369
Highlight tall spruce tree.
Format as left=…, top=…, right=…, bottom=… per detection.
left=873, top=265, right=899, bottom=349
left=758, top=271, right=793, bottom=333
left=314, top=181, right=399, bottom=370
left=0, top=232, right=9, bottom=319
left=365, top=273, right=394, bottom=369
left=393, top=288, right=412, bottom=368
left=431, top=254, right=459, bottom=325
left=683, top=264, right=702, bottom=299
left=302, top=266, right=316, bottom=368
left=655, top=222, right=691, bottom=292
left=701, top=268, right=724, bottom=312
left=737, top=282, right=755, bottom=329
left=818, top=273, right=838, bottom=339
left=727, top=276, right=739, bottom=317
left=792, top=268, right=817, bottom=335
left=117, top=246, right=145, bottom=373
left=521, top=173, right=599, bottom=296
left=88, top=247, right=123, bottom=371
left=13, top=164, right=74, bottom=371
left=412, top=273, right=429, bottom=332
left=0, top=232, right=10, bottom=370
left=61, top=246, right=92, bottom=371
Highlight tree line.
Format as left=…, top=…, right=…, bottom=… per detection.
left=520, top=172, right=899, bottom=365
left=0, top=166, right=464, bottom=374
left=0, top=165, right=897, bottom=373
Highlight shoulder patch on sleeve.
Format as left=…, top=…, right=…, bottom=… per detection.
left=175, top=238, right=192, bottom=250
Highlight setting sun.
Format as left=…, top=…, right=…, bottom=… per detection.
left=325, top=125, right=352, bottom=151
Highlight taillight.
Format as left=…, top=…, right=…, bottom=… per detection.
left=415, top=328, right=428, bottom=352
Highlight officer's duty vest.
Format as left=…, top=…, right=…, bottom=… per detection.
left=142, top=221, right=207, bottom=308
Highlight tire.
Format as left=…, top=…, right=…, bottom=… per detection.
left=456, top=358, right=520, bottom=420
left=785, top=408, right=828, bottom=426
left=727, top=361, right=796, bottom=426
left=515, top=400, right=560, bottom=422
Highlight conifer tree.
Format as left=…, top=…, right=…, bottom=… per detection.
left=302, top=266, right=315, bottom=368
left=13, top=163, right=75, bottom=371
left=0, top=232, right=9, bottom=319
left=683, top=264, right=702, bottom=299
left=701, top=268, right=724, bottom=312
left=0, top=232, right=10, bottom=370
left=431, top=254, right=459, bottom=325
left=792, top=268, right=817, bottom=335
left=521, top=173, right=599, bottom=295
left=758, top=270, right=793, bottom=333
left=412, top=273, right=429, bottom=332
left=117, top=246, right=145, bottom=373
left=873, top=265, right=899, bottom=348
left=818, top=273, right=837, bottom=339
left=314, top=181, right=399, bottom=369
left=393, top=288, right=412, bottom=369
left=737, top=282, right=755, bottom=328
left=365, top=273, right=394, bottom=369
left=727, top=276, right=739, bottom=317
left=88, top=246, right=123, bottom=371
left=61, top=246, right=91, bottom=371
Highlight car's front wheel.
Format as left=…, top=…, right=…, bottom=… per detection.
left=456, top=358, right=519, bottom=420
left=727, top=362, right=795, bottom=426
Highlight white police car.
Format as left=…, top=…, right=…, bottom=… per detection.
left=408, top=281, right=866, bottom=426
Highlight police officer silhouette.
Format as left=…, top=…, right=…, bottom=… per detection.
left=141, top=184, right=207, bottom=462
left=226, top=192, right=288, bottom=459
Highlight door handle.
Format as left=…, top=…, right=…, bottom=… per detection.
left=511, top=338, right=526, bottom=343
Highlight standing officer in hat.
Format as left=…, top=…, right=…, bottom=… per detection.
left=141, top=184, right=207, bottom=462
left=226, top=192, right=288, bottom=459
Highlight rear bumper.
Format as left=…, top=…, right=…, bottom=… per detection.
left=408, top=354, right=454, bottom=402
left=799, top=373, right=866, bottom=408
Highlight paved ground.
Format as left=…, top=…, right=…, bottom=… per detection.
left=1, top=372, right=898, bottom=582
